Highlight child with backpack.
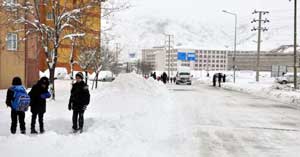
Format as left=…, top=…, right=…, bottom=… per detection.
left=29, top=77, right=51, bottom=134
left=5, top=77, right=30, bottom=134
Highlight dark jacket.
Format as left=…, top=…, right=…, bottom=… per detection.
left=29, top=83, right=50, bottom=114
left=6, top=87, right=14, bottom=108
left=69, top=81, right=90, bottom=111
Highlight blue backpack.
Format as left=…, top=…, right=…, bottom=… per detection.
left=11, top=85, right=31, bottom=112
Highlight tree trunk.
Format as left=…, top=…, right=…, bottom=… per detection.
left=85, top=71, right=88, bottom=83
left=95, top=72, right=99, bottom=89
left=49, top=68, right=56, bottom=100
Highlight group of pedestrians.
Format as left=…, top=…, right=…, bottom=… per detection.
left=212, top=73, right=226, bottom=87
left=150, top=72, right=176, bottom=84
left=5, top=72, right=90, bottom=134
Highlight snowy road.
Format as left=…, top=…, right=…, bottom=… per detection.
left=1, top=74, right=300, bottom=157
left=168, top=83, right=300, bottom=157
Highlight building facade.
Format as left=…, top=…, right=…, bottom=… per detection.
left=142, top=47, right=228, bottom=74
left=0, top=0, right=40, bottom=89
left=227, top=51, right=299, bottom=71
left=0, top=0, right=101, bottom=89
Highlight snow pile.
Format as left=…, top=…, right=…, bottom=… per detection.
left=0, top=73, right=181, bottom=157
left=107, top=73, right=168, bottom=96
left=194, top=70, right=300, bottom=106
left=223, top=82, right=300, bottom=106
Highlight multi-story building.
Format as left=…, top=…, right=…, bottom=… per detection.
left=0, top=0, right=40, bottom=89
left=227, top=49, right=300, bottom=71
left=142, top=47, right=229, bottom=74
left=0, top=0, right=101, bottom=89
left=194, top=49, right=228, bottom=71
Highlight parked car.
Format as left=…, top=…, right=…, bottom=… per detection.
left=176, top=67, right=192, bottom=85
left=99, top=71, right=115, bottom=82
left=42, top=67, right=68, bottom=80
left=276, top=73, right=300, bottom=84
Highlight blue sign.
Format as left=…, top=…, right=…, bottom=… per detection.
left=177, top=52, right=196, bottom=61
left=187, top=53, right=196, bottom=61
left=129, top=53, right=136, bottom=58
left=177, top=52, right=187, bottom=61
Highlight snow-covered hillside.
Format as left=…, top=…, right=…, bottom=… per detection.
left=108, top=0, right=300, bottom=60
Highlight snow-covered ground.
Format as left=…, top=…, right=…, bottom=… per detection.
left=0, top=74, right=196, bottom=157
left=195, top=70, right=300, bottom=107
left=1, top=73, right=300, bottom=156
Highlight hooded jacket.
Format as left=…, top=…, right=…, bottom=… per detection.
left=69, top=81, right=90, bottom=111
left=29, top=77, right=50, bottom=113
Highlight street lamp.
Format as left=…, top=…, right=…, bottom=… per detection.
left=289, top=0, right=298, bottom=89
left=222, top=10, right=237, bottom=83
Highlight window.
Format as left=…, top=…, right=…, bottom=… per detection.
left=6, top=33, right=18, bottom=51
left=5, top=0, right=17, bottom=3
left=47, top=12, right=53, bottom=20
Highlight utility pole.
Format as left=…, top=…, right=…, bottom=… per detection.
left=289, top=0, right=298, bottom=89
left=251, top=10, right=269, bottom=82
left=165, top=34, right=174, bottom=77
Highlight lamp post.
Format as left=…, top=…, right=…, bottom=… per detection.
left=223, top=10, right=237, bottom=83
left=289, top=0, right=298, bottom=89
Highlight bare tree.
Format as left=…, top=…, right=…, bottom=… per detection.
left=89, top=44, right=117, bottom=89
left=0, top=0, right=101, bottom=99
left=78, top=46, right=96, bottom=83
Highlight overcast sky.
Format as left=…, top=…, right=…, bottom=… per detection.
left=112, top=0, right=298, bottom=60
left=128, top=0, right=293, bottom=22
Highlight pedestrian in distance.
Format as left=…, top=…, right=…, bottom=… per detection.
left=223, top=74, right=226, bottom=83
left=218, top=73, right=222, bottom=87
left=152, top=72, right=157, bottom=80
left=29, top=77, right=51, bottom=134
left=68, top=72, right=90, bottom=133
left=162, top=72, right=168, bottom=84
left=6, top=77, right=30, bottom=134
left=212, top=74, right=217, bottom=87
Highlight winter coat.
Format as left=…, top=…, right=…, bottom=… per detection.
left=218, top=73, right=222, bottom=82
left=69, top=81, right=90, bottom=111
left=29, top=83, right=50, bottom=114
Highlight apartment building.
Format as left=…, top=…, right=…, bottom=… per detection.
left=227, top=51, right=300, bottom=71
left=141, top=47, right=228, bottom=74
left=0, top=0, right=101, bottom=89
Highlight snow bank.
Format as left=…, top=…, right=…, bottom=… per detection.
left=0, top=73, right=180, bottom=157
left=195, top=70, right=300, bottom=107
left=223, top=82, right=300, bottom=107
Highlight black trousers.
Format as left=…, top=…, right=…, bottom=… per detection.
left=31, top=112, right=44, bottom=131
left=11, top=110, right=26, bottom=133
left=72, top=110, right=85, bottom=130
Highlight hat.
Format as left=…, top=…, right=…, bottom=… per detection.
left=39, top=77, right=49, bottom=86
left=75, top=72, right=84, bottom=80
left=12, top=77, right=22, bottom=85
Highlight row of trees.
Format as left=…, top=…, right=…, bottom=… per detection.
left=0, top=0, right=129, bottom=99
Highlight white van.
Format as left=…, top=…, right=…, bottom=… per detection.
left=176, top=67, right=192, bottom=85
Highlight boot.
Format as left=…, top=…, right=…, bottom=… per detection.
left=40, top=127, right=45, bottom=134
left=31, top=129, right=38, bottom=134
left=21, top=130, right=26, bottom=134
left=79, top=128, right=83, bottom=134
left=10, top=128, right=16, bottom=134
